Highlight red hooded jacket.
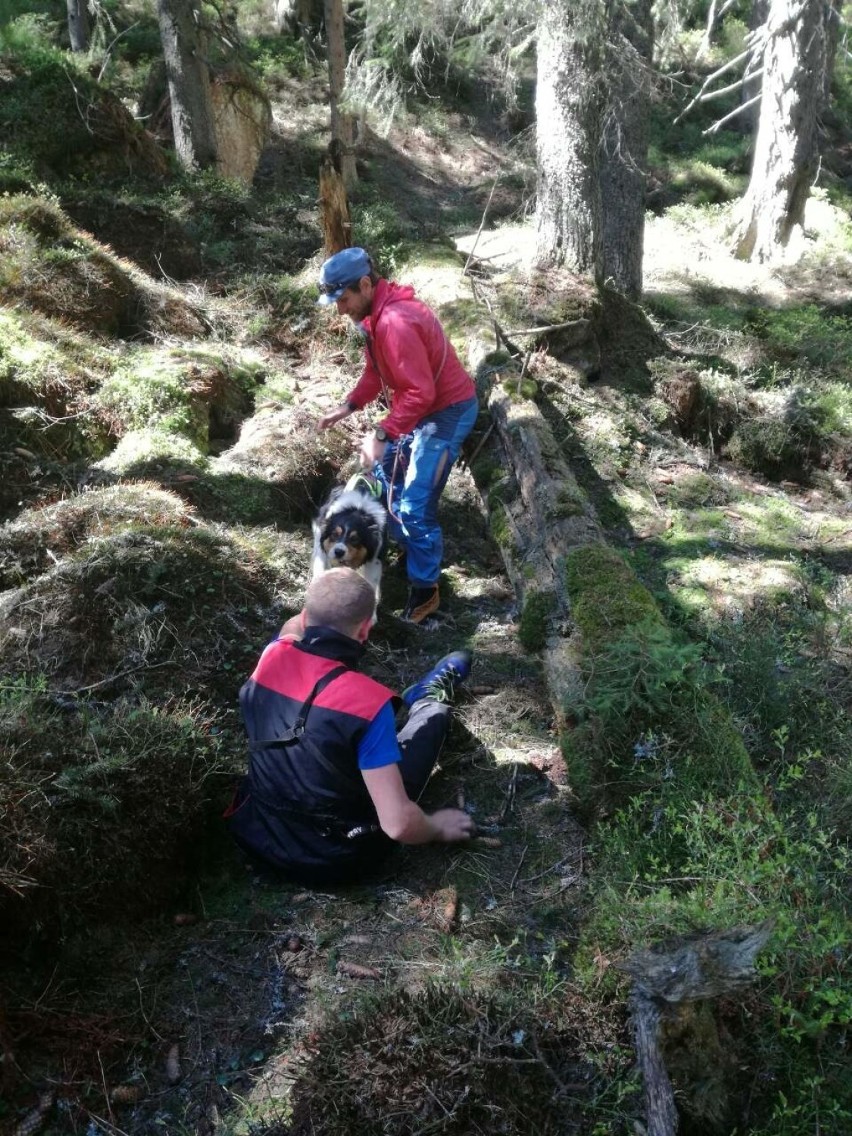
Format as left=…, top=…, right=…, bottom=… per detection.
left=346, top=279, right=476, bottom=440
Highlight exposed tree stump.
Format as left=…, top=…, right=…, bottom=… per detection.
left=319, top=140, right=351, bottom=255
left=619, top=922, right=773, bottom=1136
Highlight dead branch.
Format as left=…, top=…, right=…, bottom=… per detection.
left=673, top=45, right=754, bottom=126
left=463, top=174, right=501, bottom=277
left=504, top=319, right=591, bottom=338
left=704, top=92, right=761, bottom=135
left=690, top=67, right=763, bottom=107
left=465, top=421, right=495, bottom=468
left=516, top=347, right=534, bottom=396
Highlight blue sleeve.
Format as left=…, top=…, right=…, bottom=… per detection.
left=357, top=701, right=402, bottom=771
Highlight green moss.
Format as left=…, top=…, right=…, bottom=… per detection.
left=566, top=544, right=663, bottom=652
left=437, top=297, right=481, bottom=339
left=518, top=589, right=555, bottom=653
left=501, top=376, right=538, bottom=400
left=550, top=484, right=586, bottom=519
left=97, top=353, right=209, bottom=447
left=666, top=472, right=732, bottom=509
left=485, top=480, right=516, bottom=553
left=97, top=427, right=208, bottom=475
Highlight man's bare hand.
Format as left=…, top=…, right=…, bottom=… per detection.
left=359, top=433, right=388, bottom=469
left=318, top=404, right=352, bottom=431
left=430, top=808, right=476, bottom=843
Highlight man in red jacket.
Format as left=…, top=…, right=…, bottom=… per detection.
left=316, top=247, right=478, bottom=624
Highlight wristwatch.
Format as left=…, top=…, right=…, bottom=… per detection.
left=373, top=426, right=388, bottom=442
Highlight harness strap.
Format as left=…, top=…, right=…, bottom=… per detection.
left=248, top=664, right=348, bottom=748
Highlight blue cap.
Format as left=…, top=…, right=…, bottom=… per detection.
left=317, top=247, right=373, bottom=305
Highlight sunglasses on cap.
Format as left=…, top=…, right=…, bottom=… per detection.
left=319, top=278, right=362, bottom=297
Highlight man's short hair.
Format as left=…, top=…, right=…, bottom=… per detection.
left=305, top=568, right=375, bottom=634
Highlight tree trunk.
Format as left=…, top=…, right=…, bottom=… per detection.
left=822, top=0, right=843, bottom=106
left=319, top=141, right=352, bottom=253
left=66, top=0, right=90, bottom=53
left=534, top=0, right=606, bottom=272
left=737, top=0, right=770, bottom=133
left=622, top=923, right=773, bottom=1136
left=275, top=0, right=323, bottom=36
left=598, top=0, right=654, bottom=298
left=156, top=0, right=218, bottom=172
left=733, top=0, right=831, bottom=262
left=323, top=0, right=358, bottom=188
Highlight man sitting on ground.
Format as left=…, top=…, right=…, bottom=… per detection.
left=226, top=567, right=475, bottom=884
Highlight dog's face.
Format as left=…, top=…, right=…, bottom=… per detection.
left=319, top=507, right=382, bottom=570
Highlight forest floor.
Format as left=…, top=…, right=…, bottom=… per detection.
left=2, top=32, right=851, bottom=1136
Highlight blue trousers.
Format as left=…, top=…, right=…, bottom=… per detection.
left=376, top=397, right=478, bottom=587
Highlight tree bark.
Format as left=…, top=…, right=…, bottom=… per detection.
left=319, top=141, right=352, bottom=253
left=156, top=0, right=218, bottom=172
left=822, top=0, right=843, bottom=106
left=66, top=0, right=91, bottom=53
left=275, top=0, right=323, bottom=37
left=598, top=0, right=654, bottom=298
left=534, top=0, right=606, bottom=272
left=324, top=0, right=358, bottom=188
left=733, top=0, right=831, bottom=262
left=739, top=0, right=771, bottom=132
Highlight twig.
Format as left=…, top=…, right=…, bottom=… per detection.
left=97, top=1049, right=115, bottom=1128
left=135, top=979, right=165, bottom=1043
left=466, top=421, right=495, bottom=468
left=519, top=854, right=575, bottom=885
left=499, top=764, right=519, bottom=823
left=84, top=1112, right=131, bottom=1136
left=463, top=174, right=501, bottom=277
left=516, top=348, right=534, bottom=397
left=54, top=661, right=176, bottom=697
left=504, top=319, right=588, bottom=338
left=509, top=845, right=528, bottom=893
left=531, top=1033, right=584, bottom=1096
left=704, top=92, right=761, bottom=135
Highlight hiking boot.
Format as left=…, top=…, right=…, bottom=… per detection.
left=402, top=584, right=440, bottom=624
left=402, top=649, right=473, bottom=706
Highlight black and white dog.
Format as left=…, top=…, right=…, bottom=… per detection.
left=311, top=474, right=387, bottom=618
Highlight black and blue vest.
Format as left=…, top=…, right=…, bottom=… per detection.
left=226, top=626, right=396, bottom=882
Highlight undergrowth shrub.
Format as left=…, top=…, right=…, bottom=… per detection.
left=0, top=675, right=232, bottom=932
left=280, top=984, right=605, bottom=1136
left=0, top=524, right=280, bottom=694
left=743, top=304, right=852, bottom=375
left=0, top=42, right=167, bottom=183
left=726, top=389, right=829, bottom=480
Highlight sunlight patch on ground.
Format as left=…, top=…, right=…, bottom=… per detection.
left=454, top=222, right=537, bottom=273
left=644, top=194, right=852, bottom=308
left=674, top=554, right=798, bottom=613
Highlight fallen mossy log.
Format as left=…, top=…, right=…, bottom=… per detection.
left=465, top=358, right=804, bottom=1132
left=470, top=351, right=601, bottom=652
